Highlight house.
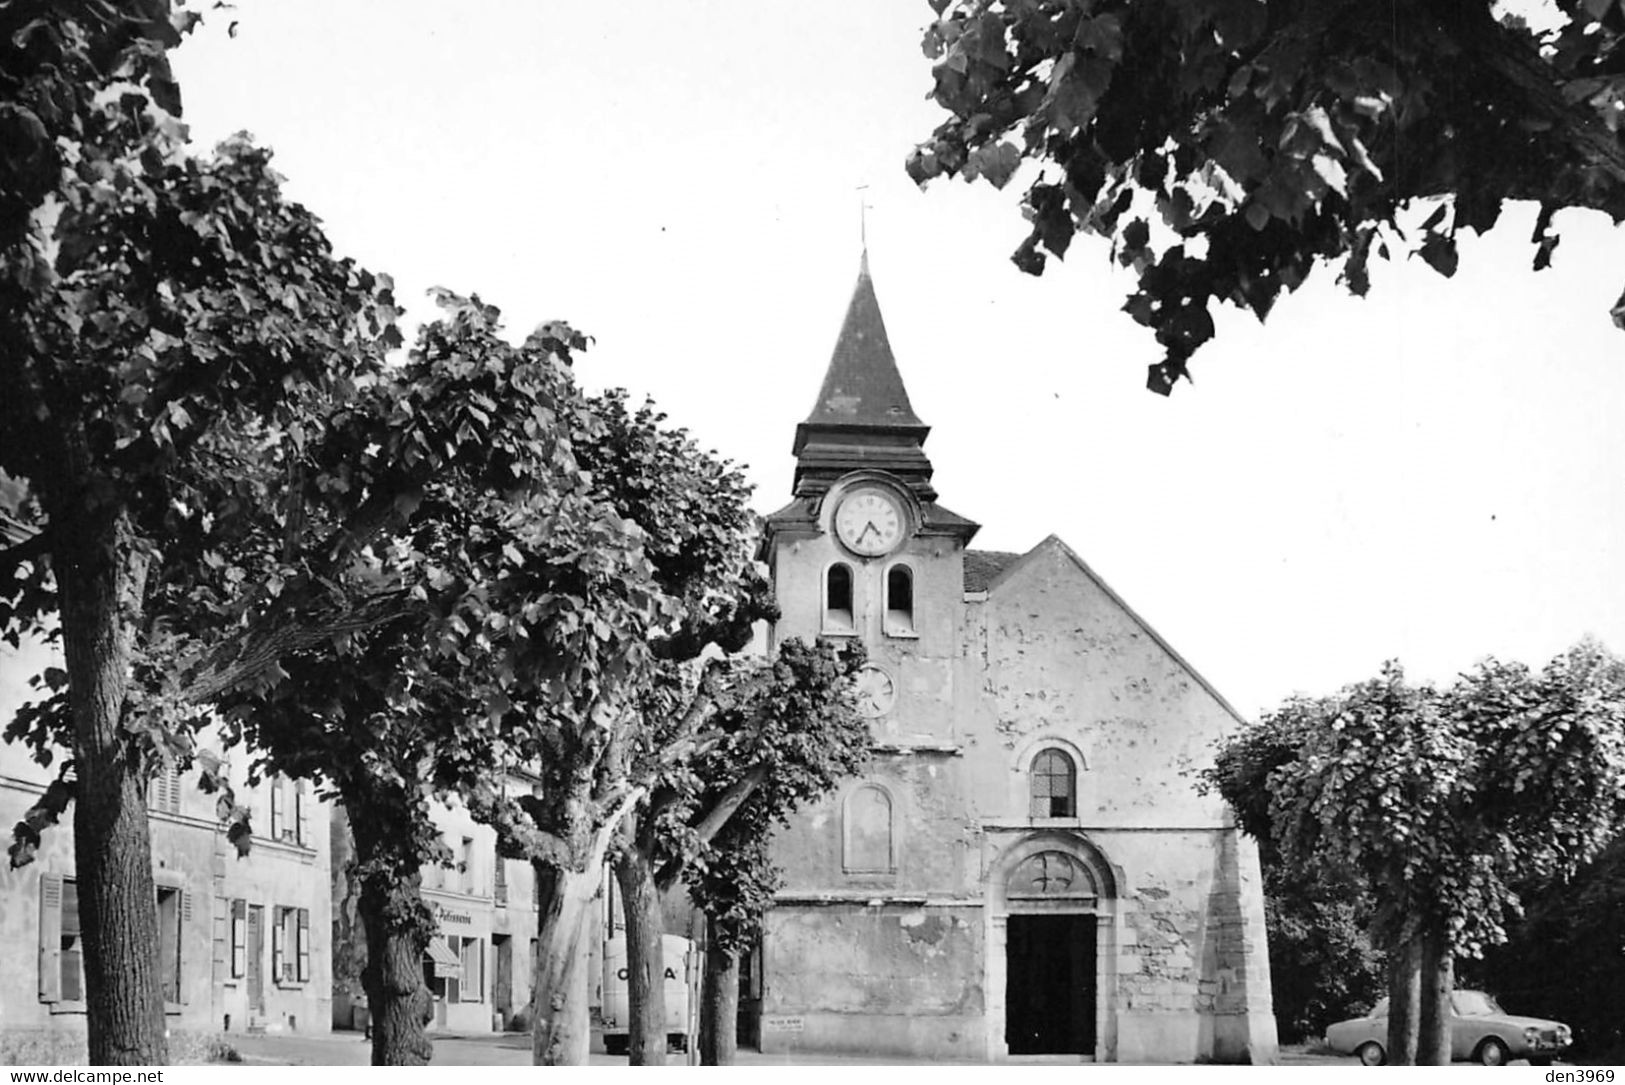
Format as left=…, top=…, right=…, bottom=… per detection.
left=754, top=256, right=1278, bottom=1063
left=0, top=641, right=334, bottom=1058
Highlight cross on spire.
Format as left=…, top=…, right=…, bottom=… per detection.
left=857, top=182, right=870, bottom=272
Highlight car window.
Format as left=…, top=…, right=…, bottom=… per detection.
left=1451, top=991, right=1500, bottom=1016
left=1370, top=998, right=1388, bottom=1018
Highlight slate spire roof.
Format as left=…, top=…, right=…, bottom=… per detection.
left=798, top=251, right=926, bottom=432
left=791, top=254, right=936, bottom=498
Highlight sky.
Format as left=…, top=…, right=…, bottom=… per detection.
left=165, top=0, right=1625, bottom=719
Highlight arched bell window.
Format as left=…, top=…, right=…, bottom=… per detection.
left=1029, top=748, right=1077, bottom=818
left=824, top=562, right=854, bottom=632
left=884, top=563, right=915, bottom=636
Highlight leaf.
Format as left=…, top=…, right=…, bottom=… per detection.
left=1011, top=234, right=1047, bottom=276
left=965, top=141, right=1022, bottom=190
left=1418, top=232, right=1458, bottom=278
left=1311, top=153, right=1348, bottom=197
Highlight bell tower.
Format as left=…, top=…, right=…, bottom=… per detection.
left=762, top=255, right=977, bottom=742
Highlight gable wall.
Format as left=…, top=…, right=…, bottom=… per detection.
left=958, top=542, right=1238, bottom=829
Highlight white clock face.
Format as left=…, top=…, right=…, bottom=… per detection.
left=835, top=489, right=905, bottom=557
left=853, top=664, right=895, bottom=719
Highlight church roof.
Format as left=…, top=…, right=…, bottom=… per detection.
left=791, top=256, right=936, bottom=499
left=963, top=549, right=1021, bottom=593
left=799, top=255, right=926, bottom=432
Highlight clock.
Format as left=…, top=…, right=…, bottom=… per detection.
left=835, top=488, right=906, bottom=557
left=852, top=664, right=896, bottom=719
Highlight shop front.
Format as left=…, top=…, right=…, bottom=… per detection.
left=422, top=898, right=494, bottom=1033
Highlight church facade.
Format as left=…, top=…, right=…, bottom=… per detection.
left=755, top=260, right=1278, bottom=1064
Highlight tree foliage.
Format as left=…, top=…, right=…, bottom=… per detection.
left=0, top=0, right=397, bottom=1063
left=910, top=0, right=1625, bottom=392
left=474, top=387, right=868, bottom=1065
left=192, top=293, right=663, bottom=1064
left=1465, top=832, right=1625, bottom=1057
left=1202, top=639, right=1625, bottom=1062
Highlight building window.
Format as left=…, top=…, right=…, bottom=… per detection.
left=268, top=777, right=310, bottom=846
left=148, top=764, right=182, bottom=814
left=272, top=906, right=310, bottom=984
left=460, top=836, right=476, bottom=894
left=297, top=907, right=311, bottom=982
left=270, top=778, right=285, bottom=840
left=1029, top=748, right=1077, bottom=818
left=457, top=936, right=484, bottom=1003
left=231, top=899, right=247, bottom=978
left=156, top=885, right=183, bottom=1004
left=884, top=563, right=915, bottom=636
left=842, top=784, right=894, bottom=874
left=494, top=855, right=508, bottom=906
left=38, top=875, right=83, bottom=1005
left=824, top=563, right=854, bottom=632
left=43, top=878, right=190, bottom=1007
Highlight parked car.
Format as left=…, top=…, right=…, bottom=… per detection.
left=1325, top=990, right=1572, bottom=1065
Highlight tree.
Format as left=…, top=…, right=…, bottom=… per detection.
left=537, top=392, right=866, bottom=1066
left=613, top=637, right=868, bottom=1065
left=1259, top=857, right=1385, bottom=1044
left=908, top=0, right=1625, bottom=393
left=1465, top=832, right=1625, bottom=1058
left=1203, top=641, right=1625, bottom=1064
left=461, top=391, right=866, bottom=1065
left=1, top=2, right=397, bottom=1063
left=188, top=293, right=661, bottom=1065
left=687, top=801, right=779, bottom=1066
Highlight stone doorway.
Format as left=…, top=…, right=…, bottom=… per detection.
left=1005, top=914, right=1097, bottom=1055
left=985, top=832, right=1119, bottom=1061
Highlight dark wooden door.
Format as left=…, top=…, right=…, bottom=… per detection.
left=493, top=935, right=513, bottom=1022
left=1005, top=914, right=1096, bottom=1055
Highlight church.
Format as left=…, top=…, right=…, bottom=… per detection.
left=752, top=257, right=1279, bottom=1064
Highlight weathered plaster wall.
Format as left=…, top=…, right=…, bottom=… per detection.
left=961, top=538, right=1239, bottom=828
left=762, top=527, right=1277, bottom=1063
left=761, top=903, right=984, bottom=1058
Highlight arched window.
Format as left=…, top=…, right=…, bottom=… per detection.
left=884, top=563, right=915, bottom=636
left=824, top=562, right=854, bottom=632
left=1029, top=749, right=1076, bottom=818
left=843, top=784, right=894, bottom=873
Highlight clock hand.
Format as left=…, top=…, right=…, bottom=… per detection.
left=857, top=521, right=880, bottom=542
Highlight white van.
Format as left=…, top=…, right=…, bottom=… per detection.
left=599, top=934, right=692, bottom=1055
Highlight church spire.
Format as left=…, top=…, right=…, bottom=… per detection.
left=791, top=255, right=935, bottom=499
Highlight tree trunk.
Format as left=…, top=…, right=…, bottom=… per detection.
left=59, top=512, right=167, bottom=1065
left=1416, top=926, right=1454, bottom=1066
left=1384, top=931, right=1423, bottom=1066
left=699, top=939, right=739, bottom=1066
left=351, top=808, right=435, bottom=1065
left=614, top=844, right=668, bottom=1066
left=530, top=861, right=601, bottom=1066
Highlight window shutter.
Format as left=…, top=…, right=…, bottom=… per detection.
left=38, top=874, right=62, bottom=1003
left=231, top=899, right=247, bottom=978
left=270, top=779, right=285, bottom=840
left=295, top=781, right=310, bottom=847
left=271, top=910, right=285, bottom=983
left=297, top=908, right=310, bottom=982
left=179, top=890, right=191, bottom=1002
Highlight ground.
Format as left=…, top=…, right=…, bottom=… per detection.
left=219, top=1031, right=1375, bottom=1066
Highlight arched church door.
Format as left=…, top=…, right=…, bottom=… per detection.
left=1003, top=850, right=1098, bottom=1056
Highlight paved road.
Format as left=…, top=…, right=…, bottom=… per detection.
left=223, top=1030, right=1358, bottom=1067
